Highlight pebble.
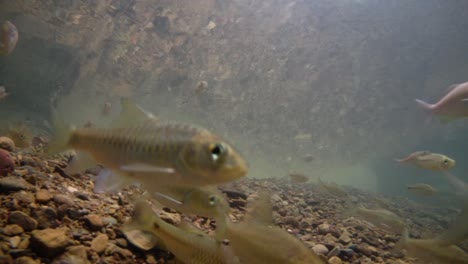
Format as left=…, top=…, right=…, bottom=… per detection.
left=91, top=233, right=108, bottom=253
left=36, top=189, right=53, bottom=203
left=3, top=224, right=24, bottom=236
left=12, top=256, right=37, bottom=264
left=9, top=236, right=21, bottom=248
left=312, top=244, right=329, bottom=255
left=0, top=177, right=31, bottom=192
left=13, top=191, right=35, bottom=204
left=53, top=194, right=75, bottom=206
left=328, top=256, right=343, bottom=264
left=317, top=223, right=331, bottom=235
left=31, top=228, right=71, bottom=258
left=67, top=186, right=78, bottom=193
left=0, top=136, right=15, bottom=151
left=8, top=211, right=38, bottom=231
left=84, top=214, right=104, bottom=231
left=53, top=245, right=90, bottom=264
left=339, top=230, right=352, bottom=244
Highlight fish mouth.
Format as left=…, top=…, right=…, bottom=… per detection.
left=217, top=158, right=248, bottom=182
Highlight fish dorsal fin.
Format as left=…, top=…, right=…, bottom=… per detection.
left=111, top=98, right=157, bottom=128
left=243, top=190, right=273, bottom=225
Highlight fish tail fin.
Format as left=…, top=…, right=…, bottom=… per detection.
left=123, top=200, right=159, bottom=233
left=392, top=228, right=408, bottom=254
left=415, top=99, right=434, bottom=112
left=46, top=109, right=74, bottom=154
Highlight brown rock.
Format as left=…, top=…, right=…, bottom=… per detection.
left=31, top=228, right=71, bottom=258
left=0, top=177, right=30, bottom=193
left=312, top=244, right=329, bottom=255
left=13, top=256, right=37, bottom=264
left=36, top=189, right=53, bottom=203
left=317, top=223, right=331, bottom=235
left=53, top=194, right=75, bottom=206
left=91, top=233, right=108, bottom=254
left=83, top=214, right=104, bottom=231
left=0, top=149, right=14, bottom=176
left=3, top=224, right=24, bottom=236
left=0, top=137, right=15, bottom=152
left=339, top=231, right=352, bottom=244
left=53, top=245, right=90, bottom=264
left=8, top=211, right=38, bottom=231
left=328, top=256, right=343, bottom=264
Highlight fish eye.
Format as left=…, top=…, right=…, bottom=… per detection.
left=209, top=143, right=226, bottom=162
left=208, top=195, right=217, bottom=206
left=443, top=159, right=449, bottom=164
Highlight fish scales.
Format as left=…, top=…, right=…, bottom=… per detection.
left=69, top=122, right=204, bottom=167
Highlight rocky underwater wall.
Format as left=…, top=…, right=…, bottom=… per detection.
left=1, top=0, right=468, bottom=191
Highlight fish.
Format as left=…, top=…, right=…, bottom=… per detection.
left=407, top=183, right=438, bottom=196
left=415, top=82, right=468, bottom=118
left=47, top=98, right=248, bottom=190
left=433, top=200, right=468, bottom=247
left=343, top=206, right=406, bottom=234
left=125, top=201, right=240, bottom=264
left=0, top=21, right=18, bottom=55
left=288, top=172, right=309, bottom=183
left=394, top=229, right=468, bottom=264
left=5, top=122, right=32, bottom=148
left=180, top=81, right=209, bottom=105
left=102, top=102, right=111, bottom=116
left=396, top=151, right=455, bottom=171
left=302, top=154, right=314, bottom=162
left=149, top=185, right=230, bottom=238
left=220, top=191, right=325, bottom=264
left=317, top=177, right=348, bottom=198
left=0, top=86, right=9, bottom=100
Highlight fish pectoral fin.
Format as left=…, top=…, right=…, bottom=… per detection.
left=244, top=190, right=274, bottom=225
left=120, top=163, right=175, bottom=174
left=65, top=151, right=97, bottom=174
left=153, top=191, right=184, bottom=205
left=93, top=168, right=134, bottom=193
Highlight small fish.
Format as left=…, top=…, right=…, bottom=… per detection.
left=150, top=185, right=230, bottom=238
left=302, top=154, right=314, bottom=162
left=288, top=172, right=309, bottom=183
left=5, top=122, right=32, bottom=148
left=125, top=201, right=240, bottom=264
left=180, top=81, right=209, bottom=105
left=407, top=183, right=438, bottom=196
left=102, top=102, right=111, bottom=116
left=416, top=82, right=468, bottom=118
left=47, top=98, right=247, bottom=190
left=0, top=21, right=18, bottom=55
left=396, top=151, right=455, bottom=171
left=317, top=177, right=348, bottom=198
left=394, top=229, right=468, bottom=264
left=344, top=206, right=406, bottom=234
left=220, top=191, right=325, bottom=264
left=0, top=86, right=9, bottom=100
